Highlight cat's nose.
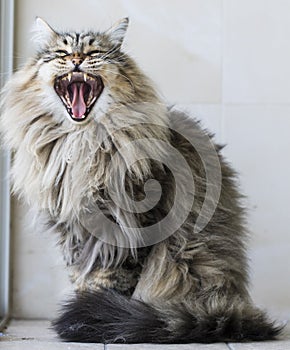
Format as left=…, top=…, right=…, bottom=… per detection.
left=72, top=57, right=83, bottom=66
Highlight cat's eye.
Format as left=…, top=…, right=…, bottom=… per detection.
left=55, top=50, right=69, bottom=57
left=86, top=50, right=106, bottom=57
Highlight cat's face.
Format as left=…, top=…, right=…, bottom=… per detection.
left=33, top=18, right=129, bottom=124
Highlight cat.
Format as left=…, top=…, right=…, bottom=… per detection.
left=0, top=17, right=282, bottom=343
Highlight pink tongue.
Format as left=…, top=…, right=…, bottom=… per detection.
left=71, top=83, right=86, bottom=118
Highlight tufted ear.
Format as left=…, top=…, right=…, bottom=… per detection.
left=32, top=17, right=58, bottom=47
left=106, top=17, right=129, bottom=47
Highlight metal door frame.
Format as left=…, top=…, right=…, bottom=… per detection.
left=0, top=0, right=14, bottom=331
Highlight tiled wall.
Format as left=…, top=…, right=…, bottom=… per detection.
left=12, top=0, right=290, bottom=319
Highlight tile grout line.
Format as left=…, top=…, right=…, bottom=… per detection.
left=220, top=0, right=227, bottom=145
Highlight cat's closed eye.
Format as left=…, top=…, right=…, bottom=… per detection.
left=55, top=50, right=70, bottom=57
left=86, top=50, right=106, bottom=57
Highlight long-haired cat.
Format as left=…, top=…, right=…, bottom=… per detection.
left=0, top=17, right=282, bottom=343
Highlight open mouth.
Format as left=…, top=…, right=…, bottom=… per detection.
left=54, top=72, right=104, bottom=122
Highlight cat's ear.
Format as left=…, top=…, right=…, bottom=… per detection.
left=32, top=17, right=58, bottom=47
left=106, top=17, right=129, bottom=47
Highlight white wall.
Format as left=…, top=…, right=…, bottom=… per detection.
left=11, top=0, right=290, bottom=320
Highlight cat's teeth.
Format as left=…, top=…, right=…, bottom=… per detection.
left=68, top=73, right=72, bottom=82
left=89, top=97, right=96, bottom=106
left=83, top=73, right=88, bottom=82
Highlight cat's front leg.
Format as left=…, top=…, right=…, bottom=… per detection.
left=69, top=264, right=140, bottom=296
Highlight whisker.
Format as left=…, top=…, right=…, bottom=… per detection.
left=100, top=67, right=136, bottom=93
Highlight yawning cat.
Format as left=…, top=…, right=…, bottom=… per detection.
left=0, top=17, right=281, bottom=343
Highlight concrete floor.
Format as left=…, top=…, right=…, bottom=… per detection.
left=0, top=320, right=290, bottom=350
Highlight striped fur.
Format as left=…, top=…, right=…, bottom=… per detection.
left=0, top=18, right=282, bottom=343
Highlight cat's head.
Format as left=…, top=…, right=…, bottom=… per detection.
left=32, top=17, right=131, bottom=124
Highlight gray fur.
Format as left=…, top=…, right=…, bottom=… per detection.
left=0, top=18, right=282, bottom=343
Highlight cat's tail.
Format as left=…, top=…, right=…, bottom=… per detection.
left=52, top=289, right=282, bottom=344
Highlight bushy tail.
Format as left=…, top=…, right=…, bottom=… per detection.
left=52, top=289, right=282, bottom=344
